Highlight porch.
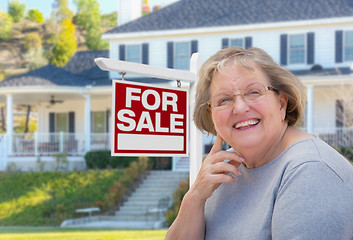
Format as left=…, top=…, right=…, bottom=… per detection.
left=1, top=127, right=353, bottom=171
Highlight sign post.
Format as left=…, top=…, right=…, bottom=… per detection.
left=95, top=54, right=203, bottom=187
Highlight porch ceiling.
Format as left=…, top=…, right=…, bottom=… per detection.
left=0, top=86, right=112, bottom=105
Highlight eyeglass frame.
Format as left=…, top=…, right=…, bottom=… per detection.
left=207, top=84, right=279, bottom=111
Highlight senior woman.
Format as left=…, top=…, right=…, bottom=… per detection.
left=165, top=47, right=353, bottom=239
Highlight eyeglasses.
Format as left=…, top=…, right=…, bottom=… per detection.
left=207, top=84, right=278, bottom=111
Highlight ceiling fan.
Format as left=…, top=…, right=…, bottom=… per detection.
left=49, top=95, right=64, bottom=105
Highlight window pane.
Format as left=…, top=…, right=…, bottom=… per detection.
left=289, top=34, right=305, bottom=64
left=56, top=113, right=68, bottom=132
left=175, top=42, right=189, bottom=70
left=127, top=45, right=141, bottom=63
left=345, top=31, right=353, bottom=61
left=92, top=112, right=105, bottom=133
left=230, top=38, right=243, bottom=47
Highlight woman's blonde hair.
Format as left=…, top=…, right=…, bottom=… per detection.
left=193, top=46, right=306, bottom=136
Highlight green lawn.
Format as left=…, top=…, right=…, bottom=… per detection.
left=0, top=227, right=167, bottom=240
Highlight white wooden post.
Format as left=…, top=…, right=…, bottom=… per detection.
left=59, top=131, right=64, bottom=152
left=189, top=53, right=203, bottom=187
left=84, top=95, right=91, bottom=152
left=34, top=132, right=38, bottom=156
left=6, top=94, right=13, bottom=155
left=306, top=85, right=314, bottom=134
left=95, top=54, right=203, bottom=187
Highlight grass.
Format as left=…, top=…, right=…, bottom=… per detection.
left=0, top=170, right=125, bottom=226
left=0, top=227, right=167, bottom=240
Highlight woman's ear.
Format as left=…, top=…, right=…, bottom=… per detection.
left=279, top=93, right=288, bottom=121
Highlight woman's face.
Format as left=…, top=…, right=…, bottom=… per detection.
left=209, top=62, right=287, bottom=153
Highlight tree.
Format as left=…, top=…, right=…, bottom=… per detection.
left=48, top=0, right=77, bottom=67
left=26, top=9, right=44, bottom=23
left=74, top=0, right=108, bottom=50
left=48, top=19, right=77, bottom=67
left=8, top=0, right=26, bottom=23
left=0, top=9, right=13, bottom=40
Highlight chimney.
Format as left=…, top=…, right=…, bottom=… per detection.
left=118, top=0, right=142, bottom=26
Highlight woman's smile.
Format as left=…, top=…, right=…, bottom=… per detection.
left=233, top=118, right=260, bottom=130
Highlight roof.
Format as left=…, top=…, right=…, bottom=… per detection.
left=63, top=50, right=109, bottom=82
left=0, top=65, right=91, bottom=88
left=0, top=50, right=112, bottom=88
left=106, top=0, right=353, bottom=34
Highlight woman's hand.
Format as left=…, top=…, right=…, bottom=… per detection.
left=189, top=134, right=244, bottom=202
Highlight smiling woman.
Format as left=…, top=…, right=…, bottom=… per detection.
left=165, top=46, right=353, bottom=240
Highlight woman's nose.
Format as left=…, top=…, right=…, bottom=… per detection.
left=232, top=95, right=250, bottom=115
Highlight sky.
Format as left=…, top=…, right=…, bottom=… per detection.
left=0, top=0, right=178, bottom=17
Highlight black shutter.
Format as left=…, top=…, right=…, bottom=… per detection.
left=336, top=99, right=344, bottom=128
left=191, top=40, right=198, bottom=54
left=335, top=30, right=343, bottom=63
left=142, top=43, right=149, bottom=64
left=49, top=112, right=55, bottom=133
left=307, top=32, right=315, bottom=64
left=119, top=44, right=126, bottom=61
left=280, top=34, right=288, bottom=66
left=245, top=37, right=252, bottom=49
left=68, top=112, right=75, bottom=133
left=222, top=38, right=229, bottom=49
left=106, top=110, right=110, bottom=133
left=167, top=42, right=174, bottom=68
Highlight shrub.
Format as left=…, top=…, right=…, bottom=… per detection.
left=335, top=146, right=353, bottom=163
left=165, top=178, right=189, bottom=226
left=84, top=150, right=139, bottom=169
left=0, top=10, right=13, bottom=40
left=26, top=9, right=44, bottom=23
left=8, top=0, right=26, bottom=23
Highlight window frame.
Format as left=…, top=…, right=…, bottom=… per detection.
left=288, top=33, right=306, bottom=65
left=174, top=41, right=190, bottom=70
left=91, top=111, right=106, bottom=133
left=126, top=44, right=142, bottom=63
left=229, top=38, right=244, bottom=48
left=344, top=30, right=353, bottom=62
left=55, top=112, right=68, bottom=133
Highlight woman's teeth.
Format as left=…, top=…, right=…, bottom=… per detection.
left=234, top=119, right=260, bottom=129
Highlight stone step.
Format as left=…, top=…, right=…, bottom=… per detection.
left=115, top=170, right=188, bottom=221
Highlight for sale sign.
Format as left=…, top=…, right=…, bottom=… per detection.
left=112, top=80, right=189, bottom=156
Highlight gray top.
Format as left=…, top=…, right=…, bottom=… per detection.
left=204, top=138, right=353, bottom=240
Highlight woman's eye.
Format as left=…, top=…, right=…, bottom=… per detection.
left=247, top=89, right=261, bottom=96
left=218, top=97, right=232, bottom=105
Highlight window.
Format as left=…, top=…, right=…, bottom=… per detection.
left=175, top=42, right=190, bottom=70
left=289, top=34, right=305, bottom=64
left=56, top=113, right=68, bottom=132
left=344, top=31, right=353, bottom=61
left=222, top=37, right=252, bottom=49
left=230, top=38, right=244, bottom=47
left=92, top=111, right=106, bottom=133
left=126, top=45, right=141, bottom=63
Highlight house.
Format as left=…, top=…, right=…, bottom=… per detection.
left=0, top=50, right=112, bottom=171
left=104, top=0, right=353, bottom=147
left=1, top=0, right=353, bottom=171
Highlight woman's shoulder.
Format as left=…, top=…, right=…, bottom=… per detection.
left=279, top=134, right=353, bottom=194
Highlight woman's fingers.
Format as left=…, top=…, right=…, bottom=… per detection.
left=209, top=134, right=224, bottom=155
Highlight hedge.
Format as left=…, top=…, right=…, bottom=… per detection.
left=84, top=151, right=172, bottom=170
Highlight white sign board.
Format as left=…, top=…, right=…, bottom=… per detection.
left=112, top=80, right=189, bottom=156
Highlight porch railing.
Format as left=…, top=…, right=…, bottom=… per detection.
left=2, top=128, right=353, bottom=157
left=9, top=132, right=111, bottom=156
left=314, top=128, right=353, bottom=148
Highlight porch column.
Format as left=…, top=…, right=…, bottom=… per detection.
left=306, top=85, right=314, bottom=134
left=6, top=94, right=13, bottom=155
left=84, top=95, right=91, bottom=152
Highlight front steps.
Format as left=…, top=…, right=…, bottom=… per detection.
left=61, top=170, right=189, bottom=229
